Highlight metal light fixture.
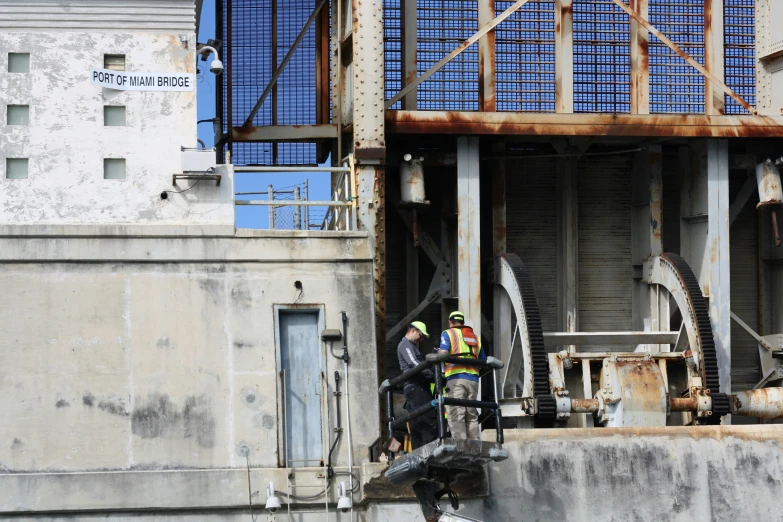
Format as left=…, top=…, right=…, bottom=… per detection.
left=336, top=481, right=352, bottom=513
left=265, top=482, right=281, bottom=513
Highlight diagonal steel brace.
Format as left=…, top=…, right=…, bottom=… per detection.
left=385, top=0, right=534, bottom=109
left=609, top=0, right=756, bottom=115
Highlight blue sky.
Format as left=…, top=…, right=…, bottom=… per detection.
left=197, top=3, right=331, bottom=229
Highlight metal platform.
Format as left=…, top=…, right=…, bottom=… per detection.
left=385, top=438, right=508, bottom=486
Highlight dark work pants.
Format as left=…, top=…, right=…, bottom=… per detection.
left=403, top=383, right=439, bottom=449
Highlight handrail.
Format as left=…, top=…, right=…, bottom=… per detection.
left=381, top=353, right=506, bottom=459
left=235, top=200, right=353, bottom=207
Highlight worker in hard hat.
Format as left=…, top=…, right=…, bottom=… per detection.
left=397, top=321, right=438, bottom=449
left=438, top=311, right=486, bottom=439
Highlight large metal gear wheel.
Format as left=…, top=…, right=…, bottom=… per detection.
left=494, top=253, right=555, bottom=426
left=494, top=251, right=727, bottom=426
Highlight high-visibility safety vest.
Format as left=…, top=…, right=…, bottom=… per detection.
left=443, top=326, right=481, bottom=378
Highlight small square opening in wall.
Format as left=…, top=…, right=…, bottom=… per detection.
left=6, top=158, right=29, bottom=179
left=7, top=105, right=29, bottom=125
left=104, top=106, right=126, bottom=126
left=8, top=53, right=30, bottom=73
left=103, top=158, right=126, bottom=180
left=104, top=54, right=125, bottom=71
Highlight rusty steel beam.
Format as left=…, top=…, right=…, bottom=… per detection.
left=554, top=0, right=573, bottom=113
left=401, top=0, right=417, bottom=110
left=629, top=0, right=649, bottom=114
left=315, top=0, right=331, bottom=126
left=704, top=0, right=726, bottom=115
left=231, top=124, right=338, bottom=142
left=478, top=0, right=497, bottom=112
left=609, top=0, right=755, bottom=115
left=385, top=0, right=534, bottom=109
left=386, top=111, right=783, bottom=137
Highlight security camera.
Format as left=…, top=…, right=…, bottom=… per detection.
left=336, top=481, right=352, bottom=513
left=210, top=58, right=224, bottom=75
left=198, top=46, right=223, bottom=75
left=265, top=482, right=281, bottom=513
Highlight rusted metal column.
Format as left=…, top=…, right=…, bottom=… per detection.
left=226, top=0, right=233, bottom=156
left=492, top=142, right=510, bottom=365
left=352, top=0, right=387, bottom=391
left=734, top=388, right=783, bottom=418
left=704, top=0, right=726, bottom=115
left=631, top=145, right=663, bottom=351
left=707, top=140, right=731, bottom=398
left=629, top=0, right=649, bottom=114
left=478, top=0, right=497, bottom=112
left=457, top=137, right=482, bottom=338
left=554, top=0, right=573, bottom=113
left=401, top=0, right=417, bottom=110
left=315, top=0, right=330, bottom=126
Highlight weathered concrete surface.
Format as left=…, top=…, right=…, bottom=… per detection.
left=0, top=233, right=378, bottom=481
left=0, top=32, right=234, bottom=226
left=481, top=426, right=783, bottom=522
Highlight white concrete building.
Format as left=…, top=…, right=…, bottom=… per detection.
left=0, top=0, right=233, bottom=227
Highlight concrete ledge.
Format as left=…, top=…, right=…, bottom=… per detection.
left=0, top=225, right=237, bottom=238
left=481, top=425, right=783, bottom=522
left=0, top=234, right=372, bottom=262
left=0, top=467, right=356, bottom=513
left=484, top=424, right=783, bottom=443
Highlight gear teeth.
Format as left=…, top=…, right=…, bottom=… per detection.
left=661, top=253, right=721, bottom=395
left=500, top=253, right=554, bottom=427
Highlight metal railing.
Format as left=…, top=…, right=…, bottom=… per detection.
left=378, top=352, right=505, bottom=460
left=321, top=156, right=356, bottom=231
left=233, top=163, right=356, bottom=231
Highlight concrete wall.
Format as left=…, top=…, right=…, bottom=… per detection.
left=480, top=425, right=783, bottom=522
left=0, top=229, right=379, bottom=516
left=0, top=30, right=232, bottom=226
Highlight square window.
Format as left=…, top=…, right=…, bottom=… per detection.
left=8, top=53, right=30, bottom=73
left=104, top=106, right=126, bottom=126
left=104, top=54, right=126, bottom=71
left=6, top=158, right=29, bottom=179
left=7, top=105, right=29, bottom=125
left=103, top=158, right=126, bottom=180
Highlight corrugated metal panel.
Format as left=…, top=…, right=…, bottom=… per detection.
left=506, top=157, right=558, bottom=333
left=0, top=1, right=195, bottom=32
left=578, top=155, right=633, bottom=349
left=730, top=171, right=760, bottom=393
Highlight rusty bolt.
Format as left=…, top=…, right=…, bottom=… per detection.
left=706, top=389, right=711, bottom=395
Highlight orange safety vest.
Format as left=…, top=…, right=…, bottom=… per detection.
left=443, top=326, right=481, bottom=378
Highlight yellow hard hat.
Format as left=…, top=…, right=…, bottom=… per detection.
left=410, top=321, right=429, bottom=338
left=449, top=311, right=465, bottom=322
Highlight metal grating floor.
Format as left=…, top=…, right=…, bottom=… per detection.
left=573, top=0, right=631, bottom=113
left=724, top=0, right=756, bottom=114
left=495, top=1, right=556, bottom=112
left=649, top=0, right=705, bottom=114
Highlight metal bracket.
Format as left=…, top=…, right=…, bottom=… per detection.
left=172, top=173, right=221, bottom=186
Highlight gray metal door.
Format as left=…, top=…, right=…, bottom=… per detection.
left=279, top=311, right=322, bottom=467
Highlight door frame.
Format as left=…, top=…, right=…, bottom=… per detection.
left=273, top=304, right=327, bottom=468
